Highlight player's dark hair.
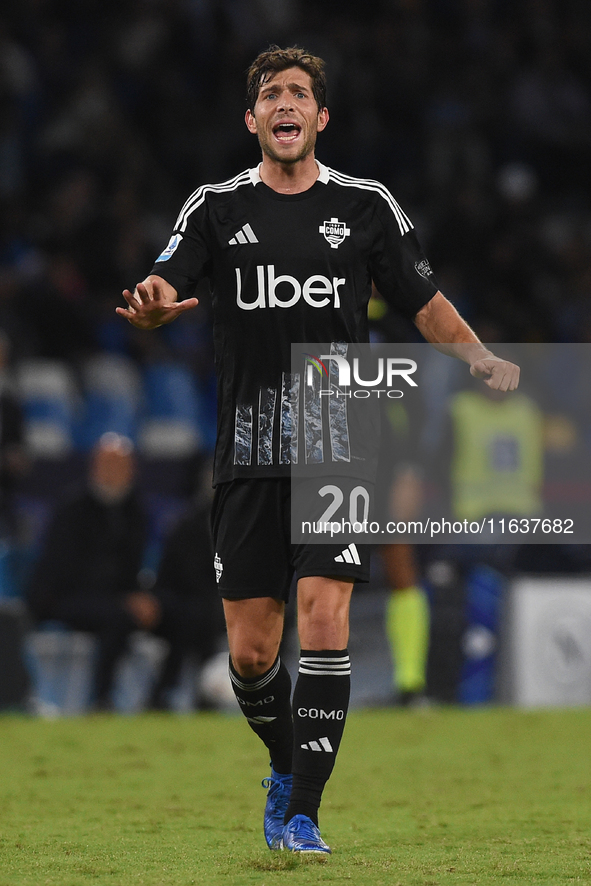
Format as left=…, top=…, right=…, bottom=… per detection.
left=246, top=45, right=327, bottom=111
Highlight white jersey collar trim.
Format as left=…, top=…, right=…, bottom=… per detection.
left=250, top=160, right=330, bottom=187
left=316, top=161, right=330, bottom=183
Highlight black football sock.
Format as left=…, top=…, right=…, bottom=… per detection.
left=229, top=656, right=293, bottom=775
left=285, top=649, right=351, bottom=826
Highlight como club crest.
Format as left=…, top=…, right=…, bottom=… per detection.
left=319, top=217, right=351, bottom=249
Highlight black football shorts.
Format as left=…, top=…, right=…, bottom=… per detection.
left=211, top=478, right=370, bottom=601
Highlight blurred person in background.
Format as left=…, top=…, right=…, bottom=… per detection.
left=371, top=355, right=430, bottom=709
left=150, top=459, right=226, bottom=710
left=26, top=432, right=215, bottom=710
left=26, top=433, right=149, bottom=708
left=0, top=328, right=27, bottom=543
left=0, top=328, right=29, bottom=707
left=383, top=542, right=430, bottom=706
left=423, top=374, right=544, bottom=703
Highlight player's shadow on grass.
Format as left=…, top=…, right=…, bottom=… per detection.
left=245, top=852, right=329, bottom=870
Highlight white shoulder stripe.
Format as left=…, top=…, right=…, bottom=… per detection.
left=327, top=168, right=413, bottom=225
left=326, top=168, right=413, bottom=236
left=174, top=169, right=254, bottom=232
left=328, top=168, right=412, bottom=235
left=174, top=169, right=249, bottom=227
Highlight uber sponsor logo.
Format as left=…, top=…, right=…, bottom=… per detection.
left=235, top=266, right=345, bottom=310
left=214, top=553, right=223, bottom=583
left=297, top=707, right=345, bottom=720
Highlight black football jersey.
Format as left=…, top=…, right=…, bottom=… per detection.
left=149, top=161, right=438, bottom=484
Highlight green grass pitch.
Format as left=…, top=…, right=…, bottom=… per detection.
left=0, top=708, right=590, bottom=885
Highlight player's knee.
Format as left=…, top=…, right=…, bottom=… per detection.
left=230, top=645, right=277, bottom=678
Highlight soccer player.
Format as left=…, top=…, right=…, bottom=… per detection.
left=117, top=46, right=519, bottom=854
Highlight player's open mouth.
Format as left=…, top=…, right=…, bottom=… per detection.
left=273, top=122, right=302, bottom=142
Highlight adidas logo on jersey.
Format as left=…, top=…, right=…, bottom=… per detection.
left=334, top=543, right=361, bottom=565
left=228, top=223, right=259, bottom=245
left=301, top=737, right=334, bottom=752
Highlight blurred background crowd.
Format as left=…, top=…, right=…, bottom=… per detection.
left=0, top=0, right=590, bottom=713
left=1, top=0, right=591, bottom=358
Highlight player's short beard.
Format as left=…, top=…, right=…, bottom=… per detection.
left=258, top=128, right=317, bottom=166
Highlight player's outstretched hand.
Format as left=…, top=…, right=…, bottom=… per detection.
left=470, top=356, right=520, bottom=391
left=116, top=277, right=198, bottom=329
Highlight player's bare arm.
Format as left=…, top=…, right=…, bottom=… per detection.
left=414, top=291, right=520, bottom=392
left=116, top=275, right=198, bottom=329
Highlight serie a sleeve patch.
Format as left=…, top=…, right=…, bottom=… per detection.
left=155, top=233, right=183, bottom=262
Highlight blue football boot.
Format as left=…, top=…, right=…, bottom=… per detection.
left=261, top=769, right=293, bottom=850
left=280, top=814, right=332, bottom=855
